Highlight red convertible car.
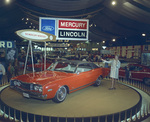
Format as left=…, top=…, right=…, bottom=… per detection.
left=10, top=60, right=109, bottom=103
left=119, top=63, right=150, bottom=85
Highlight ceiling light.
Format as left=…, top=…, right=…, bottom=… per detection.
left=102, top=46, right=107, bottom=49
left=112, top=39, right=116, bottom=42
left=102, top=41, right=105, bottom=43
left=90, top=24, right=93, bottom=27
left=112, top=1, right=116, bottom=6
left=142, top=33, right=146, bottom=36
left=5, top=0, right=10, bottom=4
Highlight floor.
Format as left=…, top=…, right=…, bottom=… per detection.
left=0, top=76, right=150, bottom=122
left=1, top=80, right=141, bottom=117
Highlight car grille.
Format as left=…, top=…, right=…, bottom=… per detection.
left=20, top=82, right=33, bottom=90
left=10, top=80, right=33, bottom=91
left=10, top=80, right=43, bottom=96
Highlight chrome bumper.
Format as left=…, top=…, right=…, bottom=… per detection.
left=10, top=86, right=47, bottom=100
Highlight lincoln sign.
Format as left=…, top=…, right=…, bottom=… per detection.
left=39, top=18, right=89, bottom=41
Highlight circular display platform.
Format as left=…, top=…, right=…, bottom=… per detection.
left=0, top=79, right=142, bottom=122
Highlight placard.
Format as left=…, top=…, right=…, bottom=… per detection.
left=16, top=29, right=56, bottom=42
left=39, top=17, right=89, bottom=41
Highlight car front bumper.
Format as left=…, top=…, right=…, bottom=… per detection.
left=10, top=86, right=47, bottom=100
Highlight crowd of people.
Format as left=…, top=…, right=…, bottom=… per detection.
left=0, top=58, right=19, bottom=86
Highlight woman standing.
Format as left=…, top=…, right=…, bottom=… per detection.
left=102, top=55, right=121, bottom=90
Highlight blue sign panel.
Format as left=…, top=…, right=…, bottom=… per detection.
left=0, top=41, right=15, bottom=48
left=40, top=18, right=56, bottom=35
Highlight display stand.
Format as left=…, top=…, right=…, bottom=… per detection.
left=15, top=29, right=56, bottom=74
left=23, top=40, right=35, bottom=75
left=23, top=41, right=47, bottom=75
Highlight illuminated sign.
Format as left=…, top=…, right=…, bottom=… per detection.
left=58, top=20, right=87, bottom=29
left=39, top=17, right=89, bottom=41
left=16, top=29, right=56, bottom=42
left=21, top=31, right=48, bottom=40
left=0, top=41, right=15, bottom=48
left=58, top=30, right=87, bottom=39
left=40, top=18, right=56, bottom=35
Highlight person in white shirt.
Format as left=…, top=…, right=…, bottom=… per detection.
left=102, top=55, right=121, bottom=90
left=0, top=61, right=6, bottom=85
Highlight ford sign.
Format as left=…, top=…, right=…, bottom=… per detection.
left=42, top=26, right=54, bottom=31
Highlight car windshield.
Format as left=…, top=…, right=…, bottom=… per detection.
left=47, top=62, right=77, bottom=73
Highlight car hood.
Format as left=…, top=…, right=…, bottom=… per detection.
left=12, top=71, right=73, bottom=85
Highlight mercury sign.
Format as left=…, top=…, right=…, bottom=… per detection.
left=0, top=41, right=14, bottom=48
left=39, top=17, right=89, bottom=41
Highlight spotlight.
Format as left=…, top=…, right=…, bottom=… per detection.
left=112, top=1, right=116, bottom=6
left=112, top=39, right=116, bottom=42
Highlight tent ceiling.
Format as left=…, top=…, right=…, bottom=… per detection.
left=0, top=0, right=150, bottom=46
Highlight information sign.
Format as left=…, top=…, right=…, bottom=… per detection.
left=39, top=17, right=89, bottom=41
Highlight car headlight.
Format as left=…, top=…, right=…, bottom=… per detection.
left=13, top=80, right=21, bottom=86
left=34, top=85, right=39, bottom=91
left=34, top=85, right=43, bottom=93
left=39, top=87, right=43, bottom=92
left=14, top=81, right=17, bottom=86
left=17, top=81, right=21, bottom=86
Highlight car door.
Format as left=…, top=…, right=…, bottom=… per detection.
left=69, top=63, right=94, bottom=92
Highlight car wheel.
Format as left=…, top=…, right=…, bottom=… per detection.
left=52, top=86, right=67, bottom=103
left=144, top=78, right=150, bottom=86
left=94, top=76, right=102, bottom=86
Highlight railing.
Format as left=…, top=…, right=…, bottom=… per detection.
left=0, top=77, right=150, bottom=122
left=0, top=102, right=148, bottom=122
